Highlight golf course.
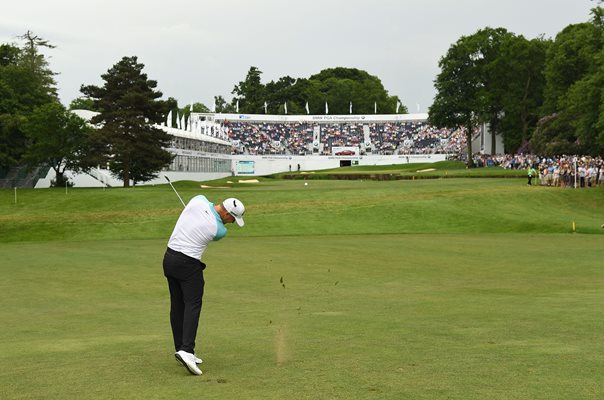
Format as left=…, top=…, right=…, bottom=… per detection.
left=1, top=170, right=602, bottom=399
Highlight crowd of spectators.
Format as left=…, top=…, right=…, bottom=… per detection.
left=222, top=120, right=466, bottom=156
left=472, top=153, right=604, bottom=188
left=223, top=121, right=314, bottom=155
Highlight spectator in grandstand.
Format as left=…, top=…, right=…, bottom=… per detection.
left=163, top=196, right=245, bottom=376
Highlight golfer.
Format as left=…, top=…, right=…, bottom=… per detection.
left=163, top=195, right=245, bottom=375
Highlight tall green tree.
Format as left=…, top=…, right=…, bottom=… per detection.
left=228, top=66, right=406, bottom=115
left=429, top=32, right=485, bottom=167
left=232, top=66, right=265, bottom=113
left=265, top=76, right=304, bottom=114
left=22, top=102, right=95, bottom=186
left=0, top=33, right=58, bottom=169
left=81, top=56, right=173, bottom=187
left=17, top=31, right=57, bottom=102
left=532, top=7, right=604, bottom=155
left=497, top=36, right=549, bottom=152
left=214, top=95, right=236, bottom=113
left=430, top=27, right=549, bottom=159
left=542, top=22, right=601, bottom=114
left=307, top=68, right=404, bottom=114
left=164, top=97, right=179, bottom=127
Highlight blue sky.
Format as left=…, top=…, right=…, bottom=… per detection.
left=0, top=0, right=593, bottom=112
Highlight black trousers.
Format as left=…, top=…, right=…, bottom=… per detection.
left=163, top=248, right=206, bottom=354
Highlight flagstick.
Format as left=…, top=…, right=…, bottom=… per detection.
left=14, top=187, right=17, bottom=204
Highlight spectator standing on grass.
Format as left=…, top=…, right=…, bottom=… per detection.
left=587, top=164, right=596, bottom=187
left=163, top=196, right=245, bottom=376
left=527, top=165, right=537, bottom=186
left=540, top=165, right=547, bottom=186
left=553, top=164, right=560, bottom=187
left=561, top=166, right=569, bottom=188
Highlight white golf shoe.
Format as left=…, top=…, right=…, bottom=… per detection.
left=175, top=350, right=202, bottom=375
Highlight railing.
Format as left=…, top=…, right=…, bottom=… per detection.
left=0, top=165, right=50, bottom=188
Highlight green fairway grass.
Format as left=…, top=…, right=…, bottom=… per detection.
left=1, top=178, right=603, bottom=242
left=275, top=161, right=527, bottom=179
left=1, top=175, right=603, bottom=399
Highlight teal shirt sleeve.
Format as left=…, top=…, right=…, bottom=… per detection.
left=210, top=205, right=227, bottom=240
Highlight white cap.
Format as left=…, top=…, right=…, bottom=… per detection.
left=222, top=198, right=245, bottom=227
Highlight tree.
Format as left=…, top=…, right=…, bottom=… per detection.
left=178, top=102, right=210, bottom=129
left=530, top=114, right=579, bottom=156
left=429, top=32, right=484, bottom=167
left=542, top=22, right=601, bottom=114
left=80, top=56, right=173, bottom=187
left=265, top=76, right=304, bottom=114
left=164, top=97, right=179, bottom=127
left=533, top=7, right=604, bottom=155
left=307, top=68, right=404, bottom=114
left=497, top=36, right=549, bottom=152
left=231, top=66, right=265, bottom=113
left=214, top=95, right=236, bottom=113
left=0, top=33, right=58, bottom=169
left=22, top=102, right=94, bottom=186
left=69, top=96, right=97, bottom=111
left=430, top=27, right=550, bottom=160
left=16, top=31, right=58, bottom=104
left=228, top=66, right=406, bottom=115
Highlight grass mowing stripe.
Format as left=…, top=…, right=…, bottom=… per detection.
left=1, top=179, right=603, bottom=242
left=0, top=234, right=602, bottom=399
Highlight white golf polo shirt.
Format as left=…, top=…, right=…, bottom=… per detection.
left=167, top=195, right=227, bottom=259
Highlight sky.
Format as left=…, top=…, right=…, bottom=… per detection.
left=0, top=0, right=595, bottom=113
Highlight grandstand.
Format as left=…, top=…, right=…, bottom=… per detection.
left=34, top=111, right=464, bottom=187
left=210, top=113, right=467, bottom=157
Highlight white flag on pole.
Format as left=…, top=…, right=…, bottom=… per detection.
left=166, top=110, right=172, bottom=127
left=212, top=99, right=216, bottom=113
left=264, top=101, right=268, bottom=114
left=305, top=101, right=309, bottom=115
left=349, top=101, right=352, bottom=114
left=396, top=101, right=400, bottom=114
left=374, top=101, right=377, bottom=114
left=284, top=102, right=288, bottom=114
left=236, top=100, right=239, bottom=113
left=325, top=101, right=329, bottom=115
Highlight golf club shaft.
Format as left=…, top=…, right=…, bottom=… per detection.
left=164, top=176, right=186, bottom=208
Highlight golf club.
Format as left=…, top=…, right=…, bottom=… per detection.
left=164, top=175, right=186, bottom=208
